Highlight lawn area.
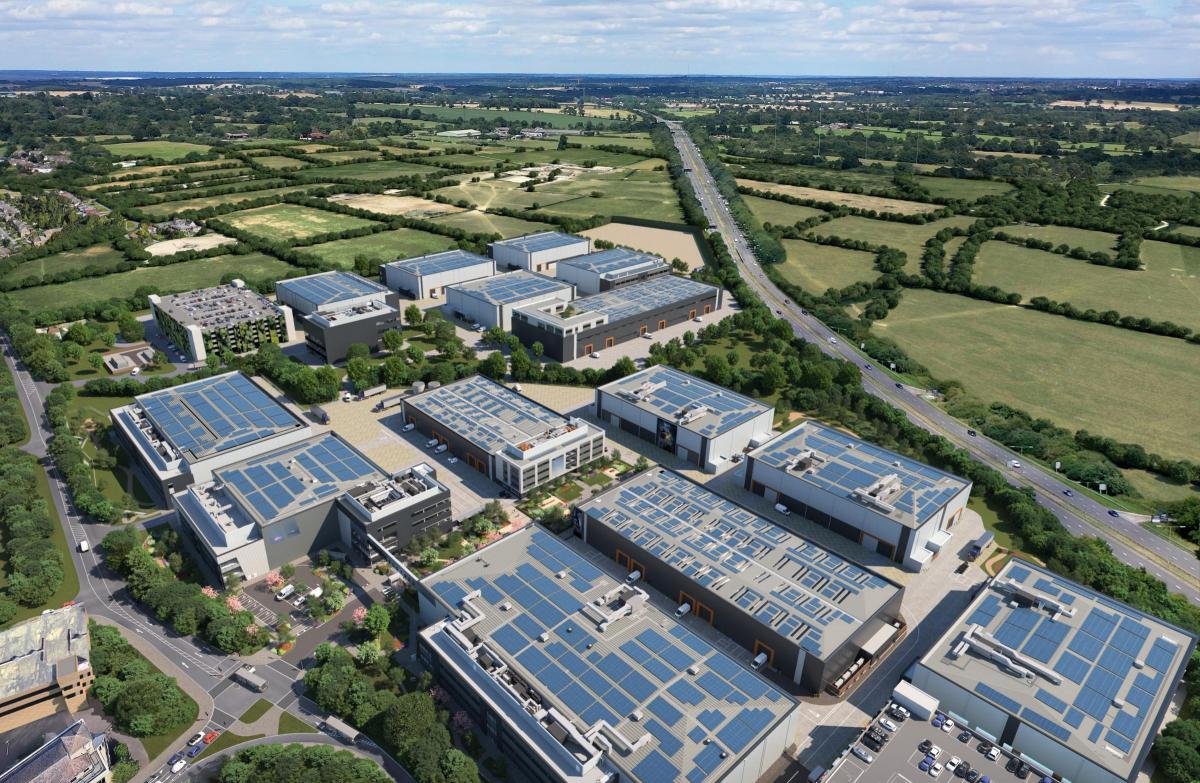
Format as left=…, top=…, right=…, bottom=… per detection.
left=971, top=240, right=1200, bottom=331
left=278, top=712, right=316, bottom=735
left=968, top=495, right=1019, bottom=550
left=915, top=176, right=1012, bottom=201
left=103, top=140, right=212, bottom=160
left=252, top=155, right=308, bottom=170
left=9, top=253, right=294, bottom=313
left=875, top=289, right=1200, bottom=461
left=811, top=215, right=976, bottom=260
left=743, top=194, right=826, bottom=226
left=0, top=468, right=81, bottom=629
left=139, top=184, right=321, bottom=218
left=736, top=178, right=939, bottom=215
left=293, top=160, right=441, bottom=181
left=430, top=210, right=553, bottom=237
left=0, top=243, right=129, bottom=286
left=223, top=203, right=380, bottom=242
left=531, top=169, right=684, bottom=223
left=201, top=730, right=264, bottom=757
left=998, top=223, right=1119, bottom=254
left=239, top=699, right=273, bottom=724
left=775, top=239, right=879, bottom=293
left=1129, top=175, right=1200, bottom=194
left=308, top=149, right=383, bottom=163
left=303, top=228, right=457, bottom=269
left=554, top=483, right=582, bottom=502
left=1122, top=468, right=1200, bottom=505
left=432, top=178, right=578, bottom=211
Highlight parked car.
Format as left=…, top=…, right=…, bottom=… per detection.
left=929, top=745, right=942, bottom=759
left=977, top=741, right=992, bottom=755
left=942, top=718, right=956, bottom=733
left=891, top=705, right=910, bottom=721
left=447, top=456, right=459, bottom=465
left=168, top=753, right=184, bottom=766
left=863, top=734, right=883, bottom=752
left=1006, top=757, right=1020, bottom=773
left=919, top=756, right=934, bottom=772
left=171, top=759, right=187, bottom=773
left=946, top=757, right=961, bottom=774
left=966, top=770, right=981, bottom=782
left=958, top=730, right=971, bottom=743
left=852, top=746, right=874, bottom=763
left=187, top=731, right=205, bottom=746
left=880, top=718, right=898, bottom=732
left=929, top=762, right=943, bottom=777
left=932, top=714, right=945, bottom=729
left=187, top=744, right=204, bottom=758
left=957, top=762, right=972, bottom=778
left=986, top=747, right=1000, bottom=761
left=919, top=739, right=933, bottom=754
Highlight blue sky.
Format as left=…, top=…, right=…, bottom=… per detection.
left=0, top=0, right=1195, bottom=78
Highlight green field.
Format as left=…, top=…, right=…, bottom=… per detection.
left=103, top=140, right=213, bottom=160
left=139, top=184, right=321, bottom=218
left=971, top=240, right=1200, bottom=330
left=999, top=223, right=1119, bottom=254
left=1129, top=175, right=1200, bottom=194
left=0, top=244, right=128, bottom=286
left=1167, top=224, right=1200, bottom=237
left=252, top=155, right=308, bottom=170
left=743, top=194, right=826, bottom=226
left=776, top=239, right=879, bottom=293
left=223, top=203, right=379, bottom=242
left=293, top=160, right=441, bottom=181
left=303, top=228, right=457, bottom=269
left=307, top=149, right=383, bottom=163
left=916, top=177, right=1012, bottom=201
left=485, top=147, right=648, bottom=168
left=430, top=210, right=553, bottom=237
left=432, top=178, right=577, bottom=210
left=876, top=289, right=1200, bottom=460
left=360, top=104, right=627, bottom=128
left=529, top=169, right=683, bottom=222
left=811, top=215, right=976, bottom=261
left=8, top=253, right=294, bottom=313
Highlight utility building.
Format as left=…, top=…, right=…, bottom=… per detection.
left=595, top=365, right=774, bottom=473
left=274, top=270, right=401, bottom=363
left=418, top=526, right=798, bottom=783
left=381, top=249, right=496, bottom=300
left=447, top=270, right=575, bottom=331
left=575, top=468, right=906, bottom=697
left=554, top=248, right=669, bottom=295
left=744, top=421, right=972, bottom=571
left=338, top=463, right=452, bottom=567
left=0, top=606, right=93, bottom=735
left=489, top=231, right=590, bottom=275
left=150, top=279, right=294, bottom=362
left=910, top=558, right=1196, bottom=783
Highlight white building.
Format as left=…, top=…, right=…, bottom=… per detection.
left=554, top=247, right=669, bottom=295
left=381, top=249, right=495, bottom=300
left=446, top=270, right=574, bottom=331
left=489, top=231, right=590, bottom=275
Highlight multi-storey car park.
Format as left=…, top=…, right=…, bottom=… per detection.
left=744, top=420, right=972, bottom=571
left=511, top=275, right=721, bottom=362
left=398, top=375, right=606, bottom=497
left=0, top=606, right=93, bottom=735
left=553, top=248, right=670, bottom=295
left=907, top=558, right=1197, bottom=783
left=447, top=270, right=576, bottom=331
left=489, top=231, right=590, bottom=275
left=381, top=249, right=496, bottom=301
left=0, top=720, right=111, bottom=783
left=574, top=468, right=906, bottom=697
left=149, top=279, right=295, bottom=362
left=418, top=526, right=798, bottom=783
left=111, top=371, right=313, bottom=504
left=274, top=270, right=401, bottom=363
left=595, top=365, right=775, bottom=473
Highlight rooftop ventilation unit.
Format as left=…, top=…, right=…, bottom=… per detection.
left=619, top=380, right=666, bottom=403
left=677, top=404, right=711, bottom=426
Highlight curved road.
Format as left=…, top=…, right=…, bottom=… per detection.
left=180, top=734, right=410, bottom=782
left=662, top=120, right=1200, bottom=602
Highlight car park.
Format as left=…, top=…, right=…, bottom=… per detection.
left=929, top=762, right=943, bottom=777
left=880, top=718, right=898, bottom=732
left=852, top=746, right=874, bottom=763
left=946, top=757, right=960, bottom=774
left=942, top=718, right=955, bottom=733
left=958, top=730, right=971, bottom=743
left=188, top=744, right=204, bottom=758
left=187, top=732, right=205, bottom=746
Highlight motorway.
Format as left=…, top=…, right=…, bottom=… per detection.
left=662, top=119, right=1200, bottom=603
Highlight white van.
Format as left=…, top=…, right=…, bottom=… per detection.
left=276, top=584, right=296, bottom=601
left=425, top=438, right=439, bottom=449
left=434, top=443, right=448, bottom=454
left=78, top=540, right=90, bottom=553
left=402, top=423, right=416, bottom=432
left=773, top=503, right=791, bottom=516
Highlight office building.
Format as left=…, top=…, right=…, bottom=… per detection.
left=575, top=468, right=905, bottom=696
left=0, top=606, right=93, bottom=734
left=489, top=231, right=590, bottom=274
left=399, top=375, right=605, bottom=497
left=595, top=366, right=774, bottom=473
left=0, top=720, right=111, bottom=783
left=418, top=526, right=798, bottom=783
left=554, top=248, right=669, bottom=295
left=909, top=558, right=1197, bottom=783
left=382, top=249, right=496, bottom=300
left=447, top=270, right=575, bottom=331
left=150, top=279, right=294, bottom=362
left=275, top=271, right=401, bottom=363
left=512, top=275, right=720, bottom=362
left=338, top=462, right=452, bottom=566
left=744, top=421, right=972, bottom=571
left=111, top=372, right=312, bottom=505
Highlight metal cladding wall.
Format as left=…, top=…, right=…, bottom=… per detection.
left=347, top=487, right=453, bottom=563
left=446, top=287, right=503, bottom=330
left=301, top=308, right=401, bottom=363
left=384, top=260, right=495, bottom=300
left=398, top=403, right=496, bottom=482
left=112, top=419, right=187, bottom=507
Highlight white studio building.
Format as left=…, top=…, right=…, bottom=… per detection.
left=446, top=270, right=574, bottom=331
left=381, top=249, right=496, bottom=300
left=489, top=231, right=590, bottom=275
left=554, top=248, right=669, bottom=295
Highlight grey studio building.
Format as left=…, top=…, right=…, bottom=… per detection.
left=743, top=421, right=972, bottom=571
left=511, top=275, right=721, bottom=362
left=274, top=270, right=401, bottom=363
left=447, top=270, right=575, bottom=331
left=595, top=365, right=775, bottom=473
left=489, top=231, right=590, bottom=274
left=574, top=468, right=906, bottom=696
left=418, top=526, right=799, bottom=783
left=381, top=249, right=496, bottom=300
left=553, top=248, right=669, bottom=295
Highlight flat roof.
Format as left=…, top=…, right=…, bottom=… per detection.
left=0, top=606, right=89, bottom=703
left=275, top=271, right=389, bottom=310
left=919, top=558, right=1197, bottom=779
left=451, top=270, right=573, bottom=307
left=566, top=275, right=716, bottom=323
left=385, top=249, right=492, bottom=277
left=136, top=372, right=305, bottom=462
left=599, top=365, right=772, bottom=438
left=154, top=282, right=281, bottom=330
left=490, top=231, right=588, bottom=255
left=423, top=527, right=795, bottom=783
left=558, top=248, right=668, bottom=283
left=404, top=375, right=582, bottom=455
left=577, top=469, right=901, bottom=660
left=749, top=421, right=971, bottom=529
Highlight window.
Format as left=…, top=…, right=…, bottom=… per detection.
left=754, top=640, right=775, bottom=667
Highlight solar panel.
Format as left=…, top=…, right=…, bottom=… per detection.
left=277, top=270, right=386, bottom=311
left=567, top=275, right=720, bottom=325
left=600, top=366, right=770, bottom=437
left=386, top=249, right=491, bottom=276
left=450, top=269, right=572, bottom=306
left=492, top=231, right=587, bottom=254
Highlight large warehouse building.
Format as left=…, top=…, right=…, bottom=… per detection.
left=909, top=558, right=1196, bottom=783
left=489, top=231, right=589, bottom=274
left=575, top=468, right=906, bottom=696
left=446, top=270, right=574, bottom=331
left=399, top=375, right=605, bottom=497
left=595, top=365, right=774, bottom=473
left=111, top=371, right=313, bottom=504
left=150, top=279, right=294, bottom=362
left=553, top=248, right=669, bottom=295
left=744, top=421, right=971, bottom=571
left=381, top=249, right=496, bottom=300
left=419, top=526, right=798, bottom=783
left=511, top=275, right=721, bottom=362
left=274, top=270, right=400, bottom=363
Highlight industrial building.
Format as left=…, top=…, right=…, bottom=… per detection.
left=909, top=558, right=1197, bottom=783
left=489, top=231, right=590, bottom=274
left=743, top=421, right=972, bottom=571
left=111, top=371, right=312, bottom=505
left=0, top=606, right=93, bottom=734
left=595, top=366, right=774, bottom=473
left=574, top=468, right=906, bottom=696
left=382, top=249, right=496, bottom=300
left=0, top=720, right=111, bottom=783
left=274, top=270, right=401, bottom=363
left=150, top=279, right=294, bottom=362
left=553, top=248, right=669, bottom=295
left=511, top=275, right=721, bottom=362
left=399, top=375, right=605, bottom=497
left=338, top=462, right=453, bottom=566
left=418, top=526, right=798, bottom=783
left=446, top=270, right=575, bottom=331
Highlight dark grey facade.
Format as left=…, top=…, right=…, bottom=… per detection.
left=399, top=406, right=495, bottom=481
left=112, top=421, right=185, bottom=504
left=342, top=480, right=453, bottom=564
left=300, top=305, right=401, bottom=364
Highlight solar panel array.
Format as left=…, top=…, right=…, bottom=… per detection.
left=600, top=365, right=771, bottom=437
left=276, top=271, right=387, bottom=311
left=386, top=249, right=492, bottom=277
left=138, top=373, right=301, bottom=460
left=452, top=270, right=573, bottom=306
left=424, top=527, right=794, bottom=783
left=491, top=231, right=588, bottom=255
left=578, top=469, right=899, bottom=658
left=570, top=275, right=719, bottom=324
left=558, top=248, right=668, bottom=282
left=751, top=421, right=969, bottom=527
